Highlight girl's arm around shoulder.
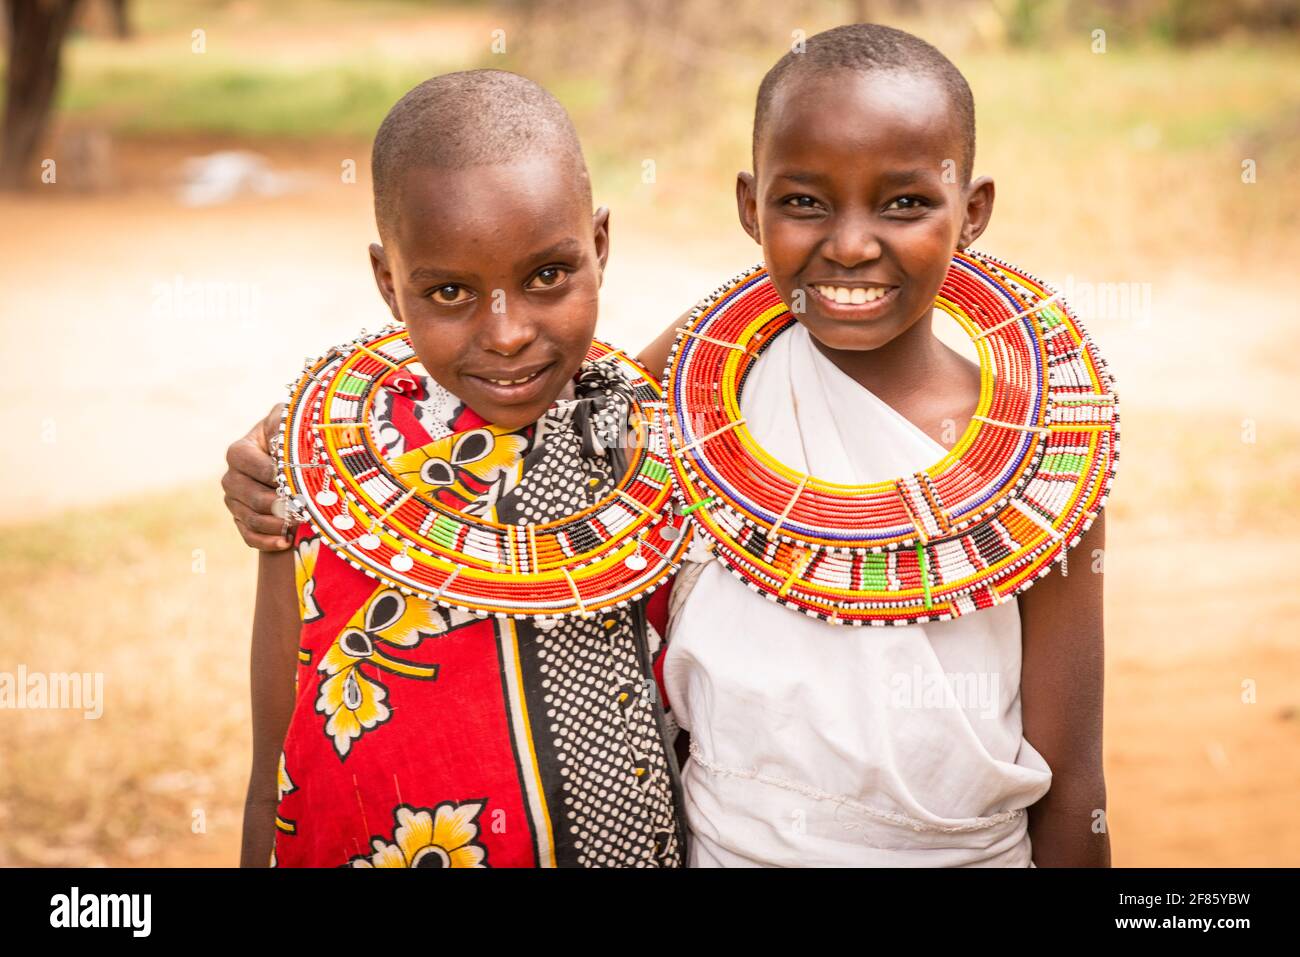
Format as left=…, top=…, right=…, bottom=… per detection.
left=635, top=308, right=695, bottom=379
left=1018, top=511, right=1112, bottom=867
left=239, top=549, right=301, bottom=867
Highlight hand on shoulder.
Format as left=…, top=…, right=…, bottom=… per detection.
left=636, top=306, right=696, bottom=379
left=222, top=402, right=293, bottom=551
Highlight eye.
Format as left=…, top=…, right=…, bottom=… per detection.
left=886, top=195, right=930, bottom=212
left=429, top=284, right=472, bottom=304
left=526, top=266, right=570, bottom=290
left=782, top=195, right=822, bottom=210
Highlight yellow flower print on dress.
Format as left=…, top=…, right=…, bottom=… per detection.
left=270, top=753, right=299, bottom=867
left=277, top=752, right=296, bottom=799
left=274, top=751, right=298, bottom=836
left=388, top=425, right=528, bottom=520
left=349, top=801, right=489, bottom=868
left=294, top=534, right=323, bottom=623
left=315, top=586, right=473, bottom=759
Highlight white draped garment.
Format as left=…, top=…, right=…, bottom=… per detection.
left=663, top=322, right=1052, bottom=867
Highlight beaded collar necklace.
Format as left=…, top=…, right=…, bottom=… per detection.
left=278, top=327, right=690, bottom=620
left=664, top=251, right=1120, bottom=626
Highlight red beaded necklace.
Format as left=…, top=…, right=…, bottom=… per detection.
left=664, top=250, right=1120, bottom=625
left=279, top=328, right=690, bottom=620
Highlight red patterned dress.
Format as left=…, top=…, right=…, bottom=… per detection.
left=270, top=360, right=685, bottom=867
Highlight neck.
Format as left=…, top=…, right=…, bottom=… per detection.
left=809, top=312, right=947, bottom=402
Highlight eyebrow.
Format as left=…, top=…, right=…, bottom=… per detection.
left=407, top=266, right=461, bottom=283
left=773, top=167, right=938, bottom=188
left=524, top=237, right=584, bottom=265
left=875, top=168, right=938, bottom=187
left=406, top=238, right=585, bottom=284
left=773, top=171, right=832, bottom=187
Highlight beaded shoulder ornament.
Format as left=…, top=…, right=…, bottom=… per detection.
left=277, top=327, right=690, bottom=620
left=664, top=250, right=1120, bottom=626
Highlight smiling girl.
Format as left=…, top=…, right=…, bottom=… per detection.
left=240, top=71, right=689, bottom=868
left=642, top=24, right=1114, bottom=868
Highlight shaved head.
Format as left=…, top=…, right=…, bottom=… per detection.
left=754, top=24, right=976, bottom=183
left=371, top=69, right=590, bottom=239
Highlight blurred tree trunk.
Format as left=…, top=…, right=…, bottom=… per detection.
left=0, top=0, right=83, bottom=190
left=108, top=0, right=127, bottom=38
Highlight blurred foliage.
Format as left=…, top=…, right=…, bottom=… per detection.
left=993, top=0, right=1300, bottom=46
left=58, top=63, right=447, bottom=138
left=1, top=0, right=1290, bottom=250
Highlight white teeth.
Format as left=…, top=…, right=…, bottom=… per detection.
left=487, top=372, right=537, bottom=385
left=815, top=284, right=890, bottom=305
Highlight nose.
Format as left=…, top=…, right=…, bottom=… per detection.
left=477, top=296, right=538, bottom=357
left=821, top=209, right=883, bottom=269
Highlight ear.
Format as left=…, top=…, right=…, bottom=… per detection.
left=370, top=242, right=401, bottom=321
left=957, top=176, right=995, bottom=250
left=592, top=205, right=611, bottom=286
left=736, top=171, right=760, bottom=245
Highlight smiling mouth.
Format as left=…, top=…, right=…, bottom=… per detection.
left=806, top=282, right=900, bottom=317
left=812, top=283, right=894, bottom=305
left=480, top=369, right=546, bottom=386
left=463, top=363, right=555, bottom=403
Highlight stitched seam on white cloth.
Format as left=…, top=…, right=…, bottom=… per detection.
left=688, top=740, right=1026, bottom=834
